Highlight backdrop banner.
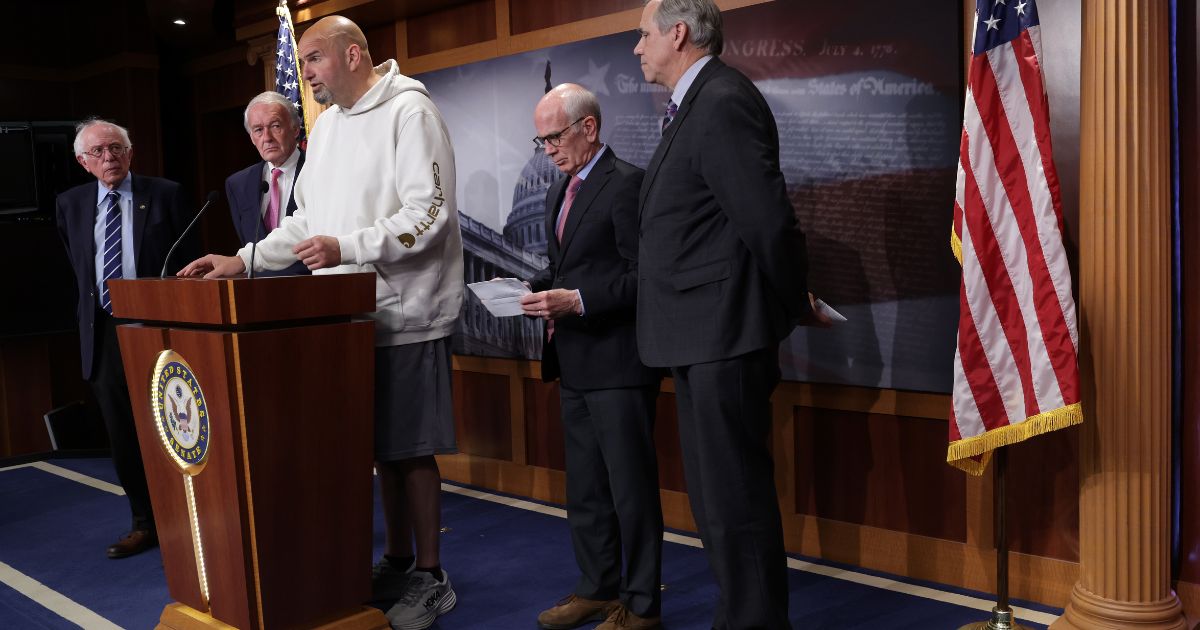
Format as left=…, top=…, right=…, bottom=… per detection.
left=427, top=0, right=961, bottom=392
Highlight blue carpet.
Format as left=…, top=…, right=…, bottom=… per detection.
left=0, top=458, right=1056, bottom=629
left=0, top=580, right=80, bottom=630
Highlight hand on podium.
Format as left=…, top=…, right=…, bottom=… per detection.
left=178, top=254, right=247, bottom=279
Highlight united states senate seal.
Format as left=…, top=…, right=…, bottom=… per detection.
left=150, top=350, right=211, bottom=475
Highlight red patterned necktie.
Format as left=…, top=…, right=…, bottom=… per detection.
left=555, top=175, right=583, bottom=242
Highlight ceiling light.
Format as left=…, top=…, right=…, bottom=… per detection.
left=173, top=18, right=187, bottom=26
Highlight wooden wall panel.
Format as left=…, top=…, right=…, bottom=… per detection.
left=192, top=59, right=264, bottom=116
left=793, top=408, right=966, bottom=542
left=365, top=22, right=398, bottom=63
left=523, top=378, right=563, bottom=471
left=452, top=369, right=512, bottom=460
left=46, top=332, right=88, bottom=409
left=1003, top=426, right=1080, bottom=562
left=407, top=1, right=497, bottom=58
left=508, top=0, right=643, bottom=35
left=0, top=220, right=88, bottom=458
left=195, top=106, right=260, bottom=256
left=0, top=338, right=55, bottom=456
left=71, top=66, right=164, bottom=176
left=0, top=77, right=73, bottom=120
left=652, top=392, right=687, bottom=493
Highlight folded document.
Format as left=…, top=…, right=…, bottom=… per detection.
left=467, top=278, right=531, bottom=317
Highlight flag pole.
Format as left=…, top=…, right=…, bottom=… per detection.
left=959, top=447, right=1029, bottom=630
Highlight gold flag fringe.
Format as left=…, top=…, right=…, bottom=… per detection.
left=951, top=228, right=963, bottom=266
left=947, top=402, right=1082, bottom=475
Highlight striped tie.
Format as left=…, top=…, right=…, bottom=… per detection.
left=661, top=99, right=678, bottom=135
left=100, top=191, right=122, bottom=314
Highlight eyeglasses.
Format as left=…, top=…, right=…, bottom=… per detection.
left=532, top=117, right=585, bottom=150
left=82, top=143, right=130, bottom=159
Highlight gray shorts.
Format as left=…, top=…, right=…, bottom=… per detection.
left=374, top=337, right=458, bottom=462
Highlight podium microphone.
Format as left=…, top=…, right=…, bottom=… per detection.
left=161, top=190, right=218, bottom=279
left=248, top=180, right=269, bottom=280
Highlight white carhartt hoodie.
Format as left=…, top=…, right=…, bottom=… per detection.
left=239, top=60, right=465, bottom=347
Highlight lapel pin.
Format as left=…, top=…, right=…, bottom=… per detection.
left=138, top=203, right=147, bottom=210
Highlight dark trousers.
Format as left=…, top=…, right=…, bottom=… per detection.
left=672, top=346, right=790, bottom=630
left=561, top=384, right=663, bottom=617
left=91, top=310, right=154, bottom=532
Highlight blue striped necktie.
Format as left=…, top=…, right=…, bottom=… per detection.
left=100, top=191, right=122, bottom=314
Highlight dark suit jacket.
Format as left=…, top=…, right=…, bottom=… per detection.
left=56, top=174, right=199, bottom=379
left=224, top=151, right=309, bottom=277
left=530, top=147, right=660, bottom=391
left=637, top=57, right=811, bottom=368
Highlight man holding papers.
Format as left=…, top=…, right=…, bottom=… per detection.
left=517, top=84, right=664, bottom=630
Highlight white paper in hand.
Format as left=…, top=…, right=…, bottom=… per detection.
left=467, top=278, right=531, bottom=317
left=813, top=298, right=848, bottom=323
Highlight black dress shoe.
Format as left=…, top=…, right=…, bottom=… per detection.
left=106, top=529, right=158, bottom=559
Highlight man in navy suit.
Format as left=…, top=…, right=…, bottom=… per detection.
left=225, top=91, right=309, bottom=277
left=519, top=84, right=663, bottom=630
left=633, top=1, right=821, bottom=627
left=55, top=119, right=198, bottom=558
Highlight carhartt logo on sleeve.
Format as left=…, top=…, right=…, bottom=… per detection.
left=398, top=162, right=445, bottom=249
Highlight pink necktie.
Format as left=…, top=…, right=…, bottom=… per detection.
left=265, top=167, right=283, bottom=231
left=555, top=176, right=583, bottom=242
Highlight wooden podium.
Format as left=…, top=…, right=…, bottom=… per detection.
left=108, top=274, right=389, bottom=630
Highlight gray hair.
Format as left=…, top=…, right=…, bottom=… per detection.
left=73, top=118, right=132, bottom=158
left=560, top=85, right=602, bottom=133
left=243, top=91, right=302, bottom=133
left=652, top=0, right=724, bottom=56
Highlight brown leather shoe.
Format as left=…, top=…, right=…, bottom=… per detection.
left=595, top=604, right=662, bottom=630
left=537, top=594, right=618, bottom=629
left=106, top=529, right=157, bottom=559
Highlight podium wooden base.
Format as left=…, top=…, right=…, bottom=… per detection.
left=157, top=603, right=390, bottom=630
left=109, top=275, right=381, bottom=630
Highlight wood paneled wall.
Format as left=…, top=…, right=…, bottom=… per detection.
left=0, top=55, right=165, bottom=177
left=508, top=0, right=643, bottom=35
left=408, top=1, right=497, bottom=57
left=446, top=355, right=1081, bottom=607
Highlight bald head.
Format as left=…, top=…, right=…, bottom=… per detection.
left=298, top=15, right=378, bottom=109
left=537, top=83, right=602, bottom=133
left=304, top=15, right=370, bottom=54
left=534, top=83, right=602, bottom=176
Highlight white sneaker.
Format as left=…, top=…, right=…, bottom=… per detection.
left=386, top=570, right=457, bottom=630
left=370, top=557, right=414, bottom=602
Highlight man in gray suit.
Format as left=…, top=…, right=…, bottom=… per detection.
left=633, top=1, right=818, bottom=628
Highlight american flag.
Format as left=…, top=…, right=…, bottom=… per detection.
left=948, top=0, right=1082, bottom=474
left=275, top=1, right=307, bottom=142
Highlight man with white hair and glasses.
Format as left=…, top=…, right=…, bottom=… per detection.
left=55, top=118, right=199, bottom=559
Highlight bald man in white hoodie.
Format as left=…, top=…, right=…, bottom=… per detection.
left=181, top=15, right=463, bottom=630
